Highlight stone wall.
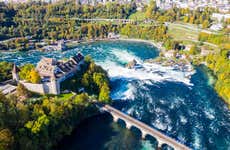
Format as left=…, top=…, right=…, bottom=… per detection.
left=20, top=81, right=45, bottom=94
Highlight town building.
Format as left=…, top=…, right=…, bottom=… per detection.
left=0, top=84, right=17, bottom=95
left=57, top=40, right=67, bottom=51
left=210, top=23, right=223, bottom=31
left=164, top=50, right=175, bottom=58
left=108, top=32, right=120, bottom=39
left=12, top=53, right=84, bottom=95
left=212, top=13, right=230, bottom=22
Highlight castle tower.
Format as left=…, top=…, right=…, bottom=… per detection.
left=12, top=63, right=20, bottom=82
left=50, top=75, right=60, bottom=95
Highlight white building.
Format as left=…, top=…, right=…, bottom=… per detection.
left=212, top=13, right=230, bottom=22
left=210, top=23, right=223, bottom=31
left=164, top=50, right=175, bottom=58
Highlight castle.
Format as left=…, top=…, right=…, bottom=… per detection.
left=12, top=53, right=84, bottom=95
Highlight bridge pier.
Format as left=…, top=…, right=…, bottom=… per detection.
left=141, top=131, right=147, bottom=139
left=113, top=116, right=119, bottom=122
left=126, top=122, right=132, bottom=129
left=157, top=140, right=164, bottom=150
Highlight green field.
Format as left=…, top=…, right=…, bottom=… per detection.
left=168, top=23, right=200, bottom=42
left=57, top=93, right=75, bottom=101
left=168, top=22, right=219, bottom=50
left=129, top=11, right=147, bottom=21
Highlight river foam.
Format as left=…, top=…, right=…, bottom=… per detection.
left=99, top=47, right=194, bottom=85
left=98, top=49, right=195, bottom=101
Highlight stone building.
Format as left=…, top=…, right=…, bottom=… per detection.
left=12, top=53, right=84, bottom=95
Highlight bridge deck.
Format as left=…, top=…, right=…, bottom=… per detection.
left=102, top=105, right=191, bottom=150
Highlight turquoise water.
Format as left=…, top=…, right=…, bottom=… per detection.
left=1, top=41, right=230, bottom=150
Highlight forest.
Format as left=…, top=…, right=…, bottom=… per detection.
left=205, top=46, right=230, bottom=107
left=0, top=0, right=225, bottom=42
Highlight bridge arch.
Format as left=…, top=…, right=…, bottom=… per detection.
left=112, top=115, right=145, bottom=139
left=116, top=118, right=126, bottom=128
left=129, top=125, right=142, bottom=138
left=145, top=134, right=158, bottom=145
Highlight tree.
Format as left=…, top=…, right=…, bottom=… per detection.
left=19, top=64, right=35, bottom=81
left=189, top=45, right=200, bottom=55
left=0, top=128, right=14, bottom=150
left=145, top=0, right=157, bottom=18
left=87, top=24, right=95, bottom=39
left=202, top=20, right=210, bottom=29
left=0, top=62, right=13, bottom=82
left=99, top=83, right=110, bottom=103
left=29, top=69, right=41, bottom=83
left=25, top=114, right=50, bottom=134
left=17, top=83, right=31, bottom=99
left=93, top=73, right=107, bottom=88
left=81, top=73, right=90, bottom=88
left=74, top=93, right=89, bottom=104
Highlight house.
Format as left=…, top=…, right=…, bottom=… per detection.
left=164, top=50, right=175, bottom=58
left=13, top=53, right=84, bottom=95
left=0, top=84, right=17, bottom=95
left=212, top=13, right=230, bottom=22
left=108, top=32, right=120, bottom=39
left=210, top=23, right=223, bottom=31
left=57, top=40, right=67, bottom=51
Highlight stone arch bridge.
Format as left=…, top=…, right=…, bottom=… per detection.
left=99, top=104, right=191, bottom=150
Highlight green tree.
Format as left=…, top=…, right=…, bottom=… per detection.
left=74, top=93, right=89, bottom=104
left=99, top=83, right=110, bottom=103
left=93, top=73, right=107, bottom=88
left=0, top=128, right=14, bottom=150
left=0, top=62, right=13, bottom=82
left=189, top=45, right=201, bottom=55
left=202, top=20, right=210, bottom=29
left=145, top=0, right=157, bottom=18
left=25, top=114, right=50, bottom=134
left=16, top=83, right=31, bottom=99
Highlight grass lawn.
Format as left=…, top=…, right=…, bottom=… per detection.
left=129, top=11, right=147, bottom=21
left=168, top=23, right=200, bottom=41
left=57, top=93, right=75, bottom=101
left=168, top=22, right=219, bottom=50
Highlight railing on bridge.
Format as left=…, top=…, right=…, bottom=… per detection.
left=99, top=104, right=191, bottom=150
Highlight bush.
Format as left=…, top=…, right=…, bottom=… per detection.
left=189, top=45, right=201, bottom=55
left=16, top=83, right=31, bottom=99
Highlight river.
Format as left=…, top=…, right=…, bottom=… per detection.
left=0, top=40, right=229, bottom=150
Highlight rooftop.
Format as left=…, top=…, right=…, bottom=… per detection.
left=36, top=53, right=84, bottom=79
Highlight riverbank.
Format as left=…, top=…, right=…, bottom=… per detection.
left=66, top=37, right=163, bottom=52
left=118, top=38, right=163, bottom=50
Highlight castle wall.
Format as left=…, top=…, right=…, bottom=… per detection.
left=20, top=81, right=45, bottom=94
left=20, top=81, right=61, bottom=95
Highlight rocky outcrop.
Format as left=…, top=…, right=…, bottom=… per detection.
left=126, top=59, right=137, bottom=69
